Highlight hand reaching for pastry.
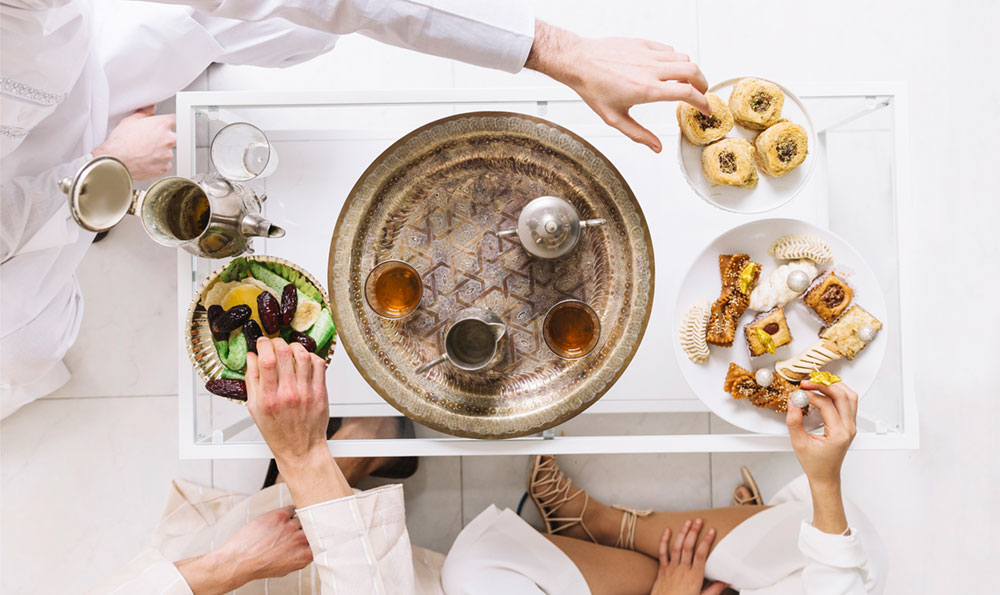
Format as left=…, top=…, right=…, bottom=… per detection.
left=650, top=519, right=729, bottom=595
left=525, top=21, right=710, bottom=153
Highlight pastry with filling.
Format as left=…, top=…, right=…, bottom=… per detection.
left=724, top=362, right=800, bottom=413
left=745, top=307, right=793, bottom=357
left=706, top=254, right=761, bottom=347
left=702, top=139, right=758, bottom=188
left=819, top=305, right=883, bottom=359
left=775, top=340, right=843, bottom=382
left=728, top=78, right=785, bottom=130
left=755, top=121, right=808, bottom=176
left=803, top=271, right=853, bottom=323
left=677, top=93, right=734, bottom=145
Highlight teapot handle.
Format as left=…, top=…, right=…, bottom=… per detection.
left=580, top=218, right=606, bottom=229
left=415, top=353, right=447, bottom=375
left=496, top=229, right=518, bottom=238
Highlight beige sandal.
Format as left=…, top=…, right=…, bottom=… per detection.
left=732, top=465, right=764, bottom=506
left=528, top=455, right=652, bottom=550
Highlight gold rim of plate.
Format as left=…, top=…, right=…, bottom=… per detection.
left=185, top=255, right=334, bottom=404
left=328, top=112, right=655, bottom=438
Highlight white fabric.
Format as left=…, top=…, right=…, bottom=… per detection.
left=441, top=505, right=591, bottom=595
left=705, top=475, right=888, bottom=594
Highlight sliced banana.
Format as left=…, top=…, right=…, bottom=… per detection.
left=291, top=299, right=322, bottom=332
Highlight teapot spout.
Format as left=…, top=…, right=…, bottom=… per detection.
left=490, top=322, right=507, bottom=341
left=240, top=213, right=285, bottom=239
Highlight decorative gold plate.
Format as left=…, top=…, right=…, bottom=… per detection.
left=329, top=112, right=654, bottom=438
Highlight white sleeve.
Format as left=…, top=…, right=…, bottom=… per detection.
left=84, top=549, right=193, bottom=595
left=297, top=484, right=416, bottom=594
left=798, top=521, right=877, bottom=594
left=143, top=0, right=535, bottom=73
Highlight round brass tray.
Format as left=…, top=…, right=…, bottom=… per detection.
left=329, top=112, right=654, bottom=438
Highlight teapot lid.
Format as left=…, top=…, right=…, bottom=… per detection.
left=516, top=196, right=582, bottom=259
left=62, top=156, right=134, bottom=232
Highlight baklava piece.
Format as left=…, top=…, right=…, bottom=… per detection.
left=745, top=307, right=793, bottom=357
left=702, top=138, right=758, bottom=189
left=677, top=93, right=734, bottom=145
left=803, top=271, right=853, bottom=323
left=724, top=362, right=800, bottom=413
left=755, top=121, right=808, bottom=176
left=819, top=305, right=883, bottom=360
left=706, top=254, right=761, bottom=347
left=729, top=78, right=785, bottom=130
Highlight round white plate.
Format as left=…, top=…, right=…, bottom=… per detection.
left=673, top=218, right=888, bottom=434
left=678, top=77, right=817, bottom=214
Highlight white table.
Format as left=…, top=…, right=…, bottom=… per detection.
left=176, top=84, right=917, bottom=459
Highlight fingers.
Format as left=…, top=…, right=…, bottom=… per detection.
left=655, top=61, right=709, bottom=94
left=161, top=113, right=177, bottom=131
left=128, top=105, right=156, bottom=119
left=648, top=81, right=711, bottom=114
left=670, top=520, right=689, bottom=564
left=606, top=111, right=662, bottom=153
left=702, top=581, right=730, bottom=595
left=273, top=339, right=296, bottom=397
left=311, top=353, right=326, bottom=399
left=642, top=40, right=674, bottom=52
left=256, top=338, right=278, bottom=403
left=801, top=381, right=858, bottom=431
left=694, top=526, right=716, bottom=566
left=807, top=392, right=847, bottom=436
left=681, top=518, right=702, bottom=564
left=658, top=528, right=671, bottom=567
left=785, top=400, right=809, bottom=446
left=245, top=351, right=260, bottom=410
left=291, top=342, right=314, bottom=396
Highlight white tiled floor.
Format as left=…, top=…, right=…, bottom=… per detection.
left=3, top=0, right=999, bottom=593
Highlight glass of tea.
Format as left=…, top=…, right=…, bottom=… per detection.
left=364, top=260, right=423, bottom=319
left=542, top=299, right=601, bottom=359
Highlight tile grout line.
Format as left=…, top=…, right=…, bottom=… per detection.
left=458, top=456, right=465, bottom=527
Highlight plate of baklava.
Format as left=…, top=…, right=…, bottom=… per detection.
left=673, top=218, right=887, bottom=434
left=677, top=77, right=816, bottom=214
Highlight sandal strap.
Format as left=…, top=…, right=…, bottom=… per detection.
left=529, top=456, right=597, bottom=543
left=611, top=504, right=653, bottom=550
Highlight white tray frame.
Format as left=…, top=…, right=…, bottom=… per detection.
left=176, top=84, right=917, bottom=459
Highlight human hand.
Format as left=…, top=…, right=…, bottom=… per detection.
left=526, top=22, right=709, bottom=153
left=175, top=506, right=312, bottom=594
left=786, top=381, right=858, bottom=488
left=650, top=519, right=728, bottom=595
left=92, top=105, right=176, bottom=181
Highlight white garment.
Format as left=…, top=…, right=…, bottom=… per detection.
left=1, top=0, right=534, bottom=416
left=705, top=475, right=888, bottom=594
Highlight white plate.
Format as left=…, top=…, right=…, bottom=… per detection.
left=673, top=218, right=888, bottom=434
left=678, top=77, right=816, bottom=214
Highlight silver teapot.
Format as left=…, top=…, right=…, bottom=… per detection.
left=57, top=156, right=284, bottom=258
left=497, top=196, right=605, bottom=259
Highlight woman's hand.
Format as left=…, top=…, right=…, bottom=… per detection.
left=175, top=506, right=312, bottom=594
left=526, top=21, right=709, bottom=153
left=92, top=105, right=176, bottom=180
left=650, top=519, right=728, bottom=595
left=786, top=380, right=859, bottom=534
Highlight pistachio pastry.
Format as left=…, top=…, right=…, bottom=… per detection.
left=677, top=93, right=734, bottom=145
left=728, top=78, right=785, bottom=130
left=702, top=138, right=758, bottom=188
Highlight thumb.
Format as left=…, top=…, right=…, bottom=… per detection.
left=127, top=105, right=156, bottom=119
left=786, top=403, right=807, bottom=445
left=702, top=582, right=729, bottom=595
left=607, top=111, right=662, bottom=153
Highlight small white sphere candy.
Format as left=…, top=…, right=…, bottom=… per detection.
left=786, top=270, right=811, bottom=293
left=754, top=368, right=774, bottom=387
left=789, top=389, right=810, bottom=409
left=857, top=324, right=877, bottom=342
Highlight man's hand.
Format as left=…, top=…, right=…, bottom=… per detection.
left=175, top=506, right=312, bottom=595
left=92, top=105, right=176, bottom=181
left=786, top=380, right=859, bottom=534
left=526, top=21, right=709, bottom=153
left=650, top=519, right=728, bottom=595
left=246, top=338, right=351, bottom=507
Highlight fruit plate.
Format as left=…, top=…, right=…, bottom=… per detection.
left=673, top=218, right=887, bottom=434
left=185, top=255, right=334, bottom=402
left=677, top=77, right=817, bottom=214
left=329, top=112, right=654, bottom=439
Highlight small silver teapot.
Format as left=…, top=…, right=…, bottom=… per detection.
left=57, top=156, right=284, bottom=258
left=497, top=196, right=605, bottom=259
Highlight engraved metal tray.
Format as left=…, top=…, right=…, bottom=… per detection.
left=329, top=112, right=654, bottom=438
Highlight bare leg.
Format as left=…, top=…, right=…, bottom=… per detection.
left=533, top=456, right=766, bottom=559
left=545, top=534, right=658, bottom=595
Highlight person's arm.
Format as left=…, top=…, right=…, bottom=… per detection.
left=246, top=338, right=416, bottom=594
left=787, top=381, right=876, bottom=594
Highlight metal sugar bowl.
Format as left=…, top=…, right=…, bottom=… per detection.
left=57, top=156, right=284, bottom=258
left=497, top=196, right=605, bottom=259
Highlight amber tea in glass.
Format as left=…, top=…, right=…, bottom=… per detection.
left=365, top=260, right=423, bottom=319
left=543, top=299, right=600, bottom=359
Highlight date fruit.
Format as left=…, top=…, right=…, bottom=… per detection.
left=207, top=305, right=228, bottom=341
left=288, top=330, right=317, bottom=353
left=205, top=378, right=248, bottom=401
left=211, top=304, right=251, bottom=340
left=244, top=320, right=263, bottom=354
left=258, top=292, right=281, bottom=334
left=280, top=283, right=297, bottom=327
